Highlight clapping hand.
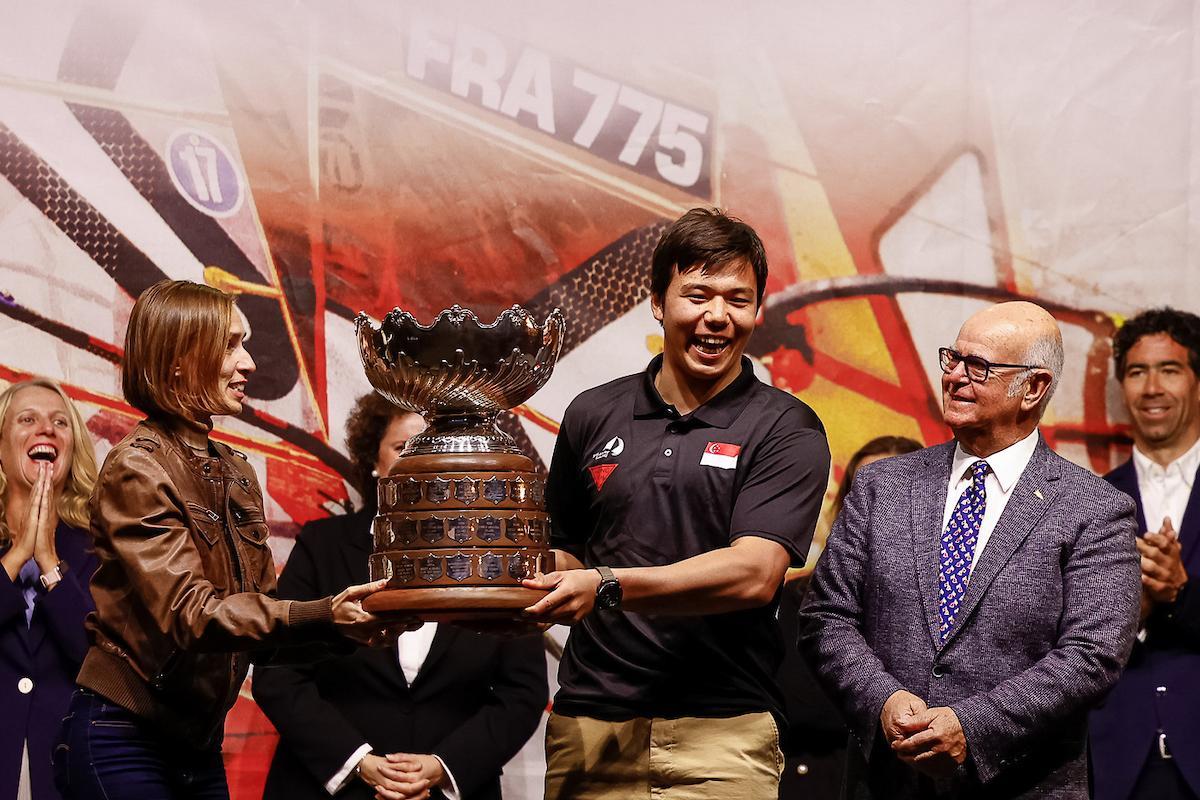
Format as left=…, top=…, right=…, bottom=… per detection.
left=1138, top=517, right=1188, bottom=605
left=1, top=462, right=56, bottom=582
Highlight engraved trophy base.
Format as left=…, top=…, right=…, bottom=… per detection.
left=363, top=451, right=555, bottom=623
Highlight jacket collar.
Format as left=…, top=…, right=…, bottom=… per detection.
left=633, top=355, right=758, bottom=429
left=138, top=418, right=241, bottom=481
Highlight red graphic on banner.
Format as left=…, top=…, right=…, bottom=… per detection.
left=588, top=463, right=618, bottom=491
left=704, top=442, right=742, bottom=457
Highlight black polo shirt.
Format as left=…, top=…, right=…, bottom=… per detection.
left=547, top=355, right=830, bottom=721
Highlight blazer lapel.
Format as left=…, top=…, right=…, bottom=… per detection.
left=410, top=623, right=458, bottom=693
left=339, top=509, right=374, bottom=585
left=913, top=442, right=956, bottom=650
left=26, top=523, right=81, bottom=653
left=1179, top=462, right=1200, bottom=571
left=940, top=439, right=1058, bottom=652
left=1105, top=458, right=1147, bottom=533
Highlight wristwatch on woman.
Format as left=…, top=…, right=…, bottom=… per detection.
left=39, top=561, right=67, bottom=590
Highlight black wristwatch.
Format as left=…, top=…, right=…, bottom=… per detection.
left=594, top=566, right=623, bottom=610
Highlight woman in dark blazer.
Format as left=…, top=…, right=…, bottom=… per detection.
left=253, top=394, right=548, bottom=800
left=0, top=379, right=99, bottom=800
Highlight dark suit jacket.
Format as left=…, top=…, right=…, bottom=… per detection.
left=0, top=523, right=96, bottom=800
left=800, top=439, right=1141, bottom=800
left=1088, top=457, right=1200, bottom=800
left=252, top=509, right=548, bottom=800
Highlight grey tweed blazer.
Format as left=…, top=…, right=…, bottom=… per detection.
left=799, top=437, right=1140, bottom=799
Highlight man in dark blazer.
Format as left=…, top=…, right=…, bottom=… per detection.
left=801, top=301, right=1141, bottom=799
left=252, top=505, right=548, bottom=800
left=1089, top=308, right=1200, bottom=800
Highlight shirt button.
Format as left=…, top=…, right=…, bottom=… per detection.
left=932, top=664, right=948, bottom=678
left=664, top=449, right=672, bottom=457
left=17, top=677, right=33, bottom=694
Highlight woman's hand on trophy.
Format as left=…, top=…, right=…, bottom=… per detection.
left=521, top=569, right=601, bottom=624
left=331, top=579, right=421, bottom=645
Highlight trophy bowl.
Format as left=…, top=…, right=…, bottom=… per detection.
left=354, top=305, right=565, bottom=620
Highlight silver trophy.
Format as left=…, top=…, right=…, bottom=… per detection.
left=354, top=305, right=565, bottom=619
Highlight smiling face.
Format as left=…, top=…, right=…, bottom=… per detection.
left=940, top=305, right=1055, bottom=454
left=1121, top=332, right=1200, bottom=458
left=651, top=259, right=758, bottom=403
left=216, top=314, right=256, bottom=416
left=941, top=327, right=1027, bottom=438
left=1, top=385, right=74, bottom=493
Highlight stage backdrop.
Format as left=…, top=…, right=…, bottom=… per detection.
left=1, top=1, right=1197, bottom=797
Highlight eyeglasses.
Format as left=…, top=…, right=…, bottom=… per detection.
left=938, top=347, right=1040, bottom=383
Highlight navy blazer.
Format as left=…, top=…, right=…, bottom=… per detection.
left=252, top=509, right=548, bottom=800
left=801, top=438, right=1141, bottom=800
left=1088, top=458, right=1200, bottom=800
left=0, top=524, right=96, bottom=800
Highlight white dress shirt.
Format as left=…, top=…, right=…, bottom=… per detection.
left=326, top=623, right=461, bottom=798
left=1131, top=435, right=1200, bottom=534
left=942, top=429, right=1041, bottom=574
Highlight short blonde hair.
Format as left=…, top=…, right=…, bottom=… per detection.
left=123, top=280, right=236, bottom=422
left=0, top=378, right=98, bottom=533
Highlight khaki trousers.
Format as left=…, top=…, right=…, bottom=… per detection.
left=544, top=710, right=783, bottom=800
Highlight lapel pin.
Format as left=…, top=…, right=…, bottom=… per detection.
left=1034, top=489, right=1044, bottom=500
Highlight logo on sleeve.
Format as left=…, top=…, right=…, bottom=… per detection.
left=590, top=436, right=625, bottom=460
left=700, top=441, right=741, bottom=470
left=588, top=463, right=618, bottom=491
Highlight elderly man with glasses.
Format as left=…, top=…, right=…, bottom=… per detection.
left=800, top=301, right=1141, bottom=800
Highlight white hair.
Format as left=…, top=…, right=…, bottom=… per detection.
left=1007, top=330, right=1064, bottom=416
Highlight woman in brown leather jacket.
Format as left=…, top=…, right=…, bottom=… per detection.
left=53, top=280, right=402, bottom=800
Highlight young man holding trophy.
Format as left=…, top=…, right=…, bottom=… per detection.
left=524, top=208, right=831, bottom=799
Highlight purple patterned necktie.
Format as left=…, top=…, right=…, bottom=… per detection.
left=937, top=459, right=990, bottom=644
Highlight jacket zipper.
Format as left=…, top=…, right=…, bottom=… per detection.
left=206, top=478, right=246, bottom=747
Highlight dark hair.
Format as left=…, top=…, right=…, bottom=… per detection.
left=345, top=392, right=408, bottom=501
left=832, top=436, right=923, bottom=520
left=650, top=208, right=768, bottom=304
left=1113, top=307, right=1200, bottom=379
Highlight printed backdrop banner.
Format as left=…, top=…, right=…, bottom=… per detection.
left=1, top=1, right=1196, bottom=796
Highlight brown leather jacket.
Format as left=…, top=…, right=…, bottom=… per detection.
left=78, top=419, right=337, bottom=749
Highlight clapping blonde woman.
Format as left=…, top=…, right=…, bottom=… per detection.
left=0, top=379, right=98, bottom=800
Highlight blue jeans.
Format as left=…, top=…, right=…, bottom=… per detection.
left=53, top=689, right=229, bottom=800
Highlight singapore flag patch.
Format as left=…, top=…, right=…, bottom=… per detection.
left=700, top=441, right=741, bottom=470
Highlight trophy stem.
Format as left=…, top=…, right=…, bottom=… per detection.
left=402, top=410, right=521, bottom=456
